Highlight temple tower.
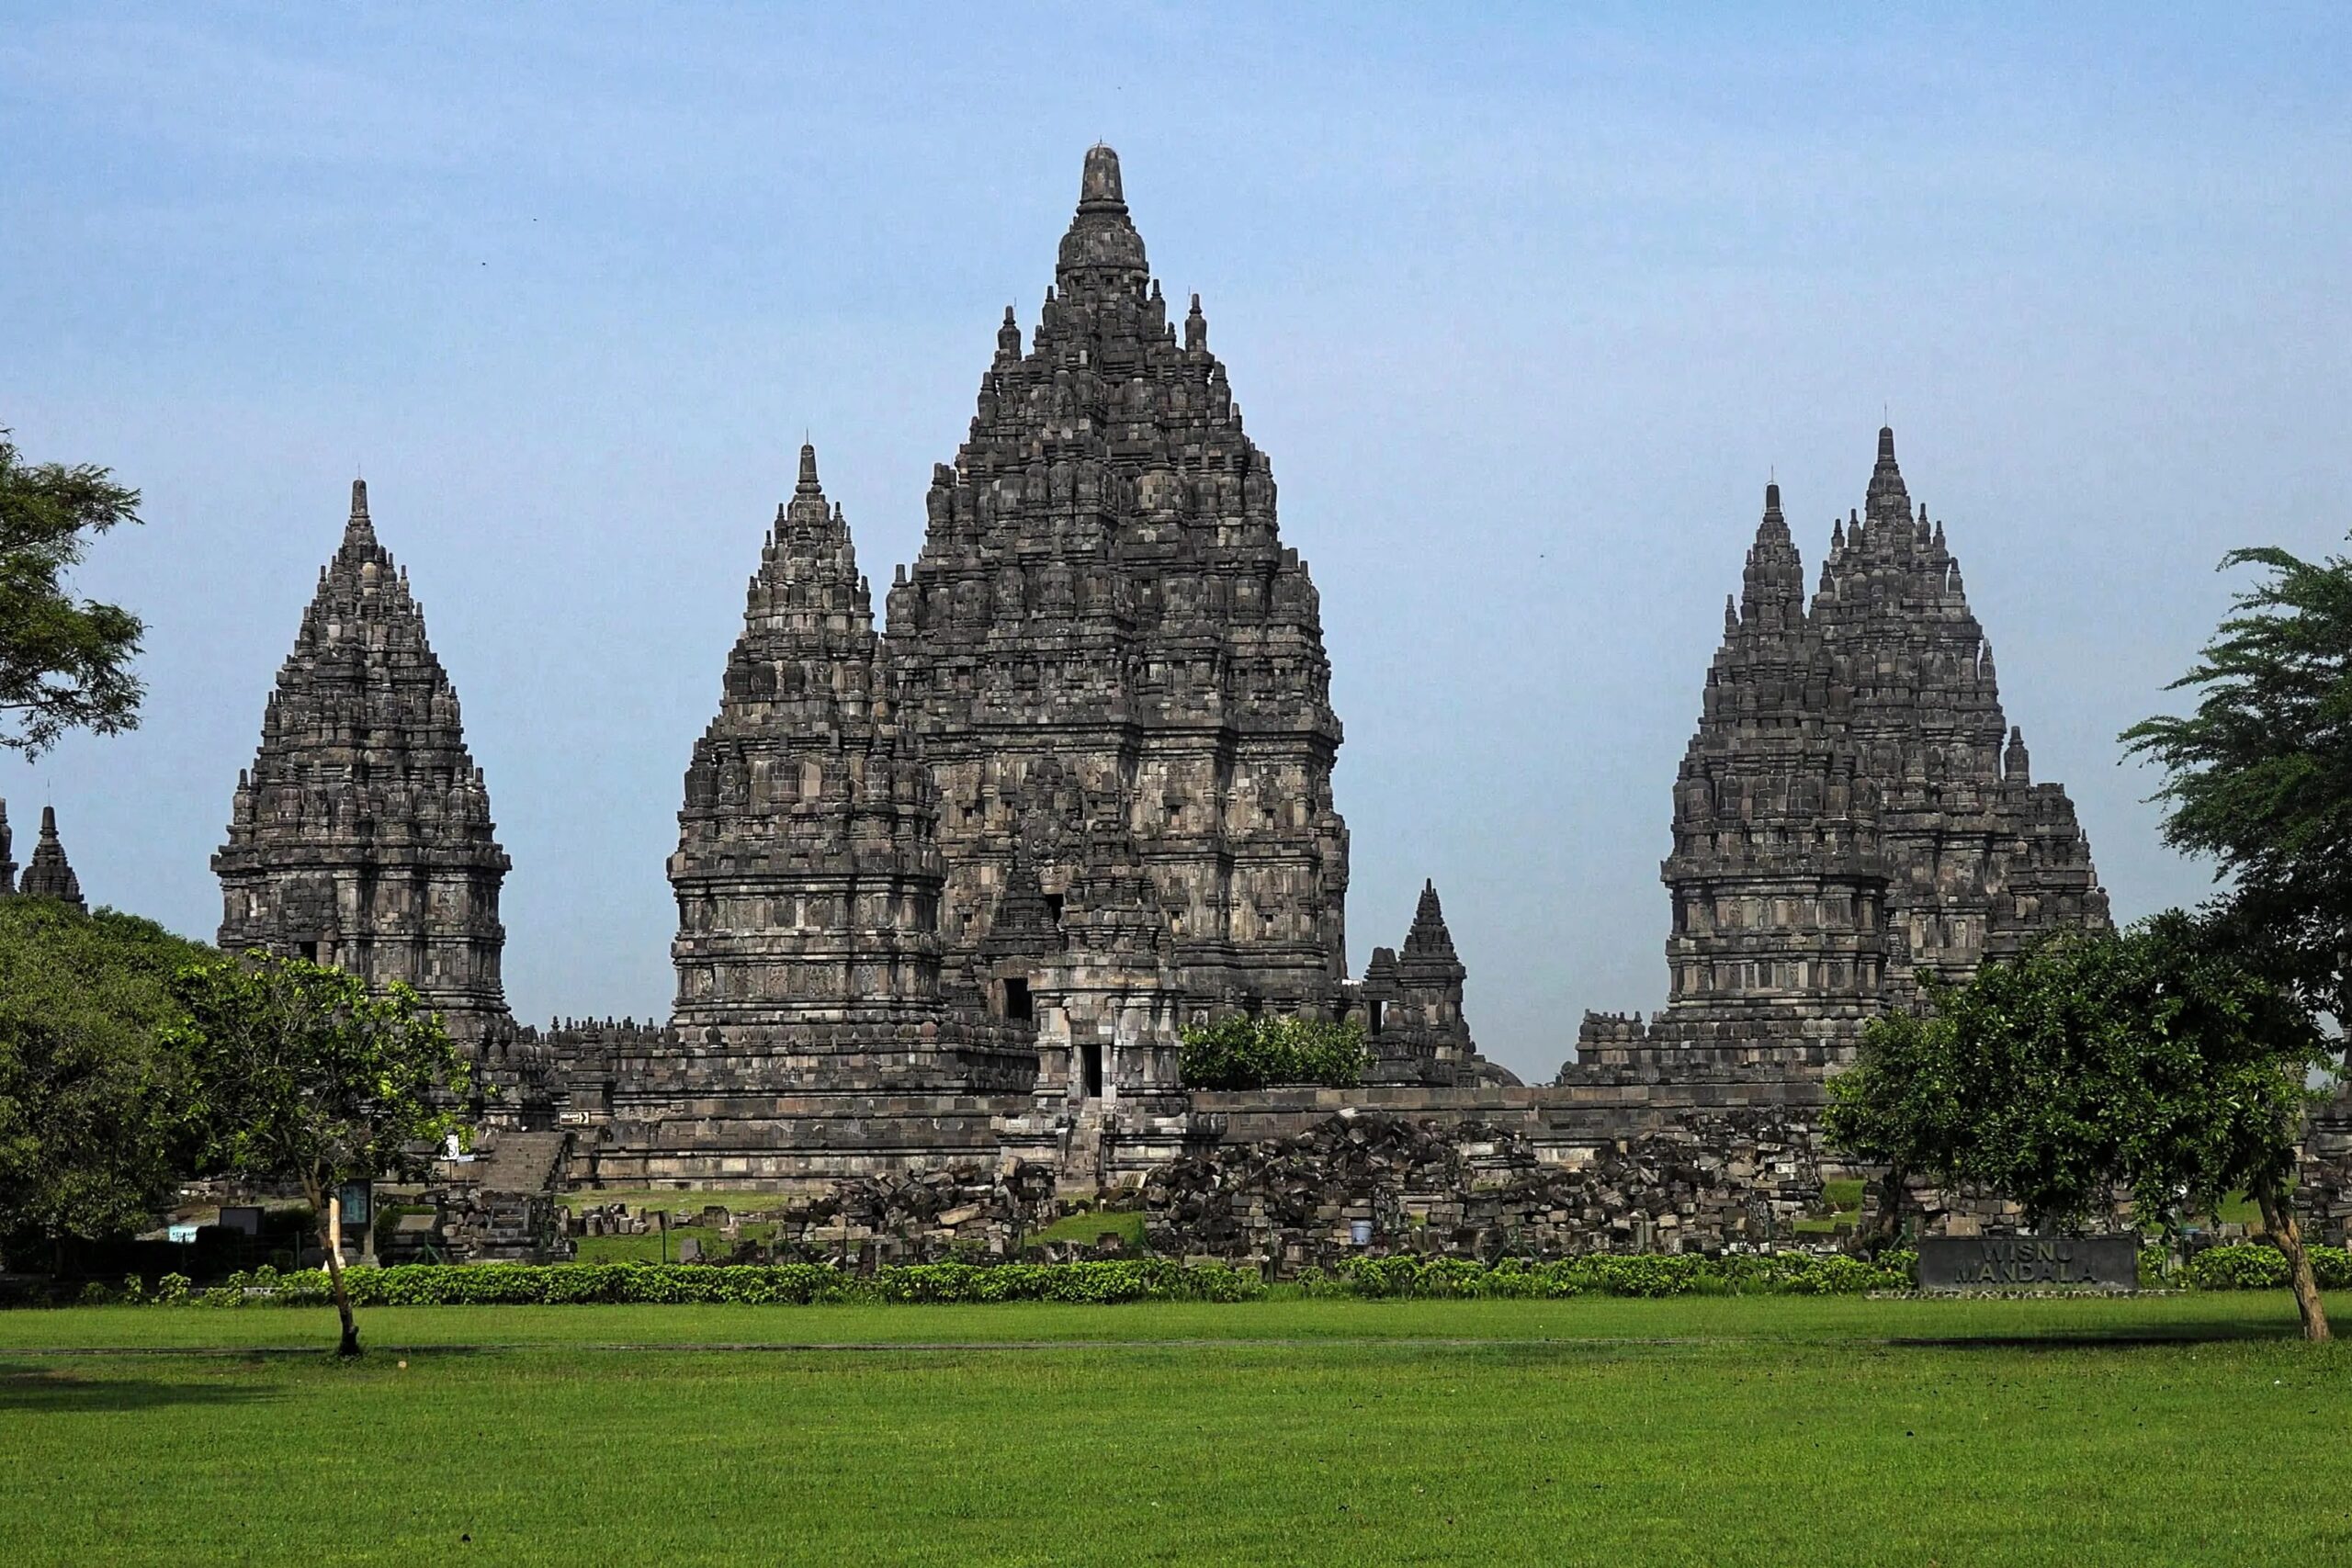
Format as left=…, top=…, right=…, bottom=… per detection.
left=1571, top=437, right=2106, bottom=1083
left=1393, top=882, right=1485, bottom=1080
left=0, top=801, right=16, bottom=894
left=1582, top=484, right=1891, bottom=1077
left=612, top=446, right=1035, bottom=1183
left=1358, top=882, right=1498, bottom=1084
left=886, top=145, right=1350, bottom=1021
left=214, top=480, right=510, bottom=1041
left=18, top=805, right=85, bottom=909
left=1807, top=428, right=2109, bottom=997
left=665, top=444, right=1026, bottom=1071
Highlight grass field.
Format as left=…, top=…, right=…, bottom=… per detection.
left=4, top=1294, right=2348, bottom=1566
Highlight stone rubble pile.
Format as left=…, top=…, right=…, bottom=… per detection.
left=1144, top=1111, right=1825, bottom=1275
left=768, top=1162, right=1057, bottom=1259
left=575, top=1203, right=650, bottom=1237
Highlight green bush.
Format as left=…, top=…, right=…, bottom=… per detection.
left=1179, top=1015, right=1370, bottom=1090
left=2183, top=1243, right=2352, bottom=1291
left=1295, top=1251, right=1913, bottom=1300
left=133, top=1258, right=1266, bottom=1309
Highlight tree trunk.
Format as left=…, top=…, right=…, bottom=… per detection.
left=304, top=1175, right=362, bottom=1358
left=2256, top=1188, right=2330, bottom=1343
left=1870, top=1168, right=1907, bottom=1252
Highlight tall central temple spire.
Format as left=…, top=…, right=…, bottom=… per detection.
left=886, top=144, right=1350, bottom=1021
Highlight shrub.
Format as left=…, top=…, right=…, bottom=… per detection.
left=2185, top=1243, right=2352, bottom=1292
left=134, top=1258, right=1267, bottom=1309
left=1180, top=1015, right=1370, bottom=1090
left=153, top=1272, right=191, bottom=1305
left=1296, top=1251, right=1911, bottom=1300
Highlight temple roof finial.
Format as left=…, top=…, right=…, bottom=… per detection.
left=797, top=442, right=821, bottom=496
left=1080, top=142, right=1125, bottom=210
left=1865, top=423, right=1910, bottom=525
left=1058, top=143, right=1147, bottom=287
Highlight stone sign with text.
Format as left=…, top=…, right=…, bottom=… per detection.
left=1917, top=1233, right=2138, bottom=1292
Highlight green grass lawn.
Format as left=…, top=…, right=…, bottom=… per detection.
left=1032, top=1208, right=1148, bottom=1248
left=556, top=1187, right=792, bottom=1214
left=568, top=1223, right=779, bottom=1264
left=3, top=1294, right=2347, bottom=1566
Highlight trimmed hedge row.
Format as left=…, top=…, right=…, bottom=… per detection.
left=156, top=1258, right=1265, bottom=1308
left=1295, top=1251, right=1917, bottom=1300
left=92, top=1244, right=2348, bottom=1309
left=2182, top=1244, right=2352, bottom=1292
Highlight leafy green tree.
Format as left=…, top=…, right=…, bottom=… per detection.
left=2123, top=539, right=2352, bottom=1050
left=1815, top=1005, right=1947, bottom=1251
left=1179, top=1015, right=1371, bottom=1090
left=169, top=956, right=469, bottom=1356
left=0, top=429, right=145, bottom=756
left=1827, top=914, right=2335, bottom=1339
left=0, top=899, right=213, bottom=1268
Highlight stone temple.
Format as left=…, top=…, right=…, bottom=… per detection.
left=1, top=803, right=86, bottom=909
left=1574, top=432, right=2110, bottom=1082
left=198, top=145, right=2118, bottom=1195
left=215, top=480, right=511, bottom=1043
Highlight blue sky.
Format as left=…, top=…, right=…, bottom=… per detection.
left=5, top=3, right=2348, bottom=1080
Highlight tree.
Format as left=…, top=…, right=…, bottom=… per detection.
left=0, top=429, right=145, bottom=756
left=1815, top=1006, right=1947, bottom=1251
left=169, top=955, right=469, bottom=1356
left=1179, top=1015, right=1371, bottom=1090
left=2122, top=540, right=2352, bottom=1052
left=0, top=899, right=212, bottom=1268
left=1826, top=914, right=2335, bottom=1340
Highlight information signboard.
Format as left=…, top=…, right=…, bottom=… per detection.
left=1917, top=1233, right=2137, bottom=1291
